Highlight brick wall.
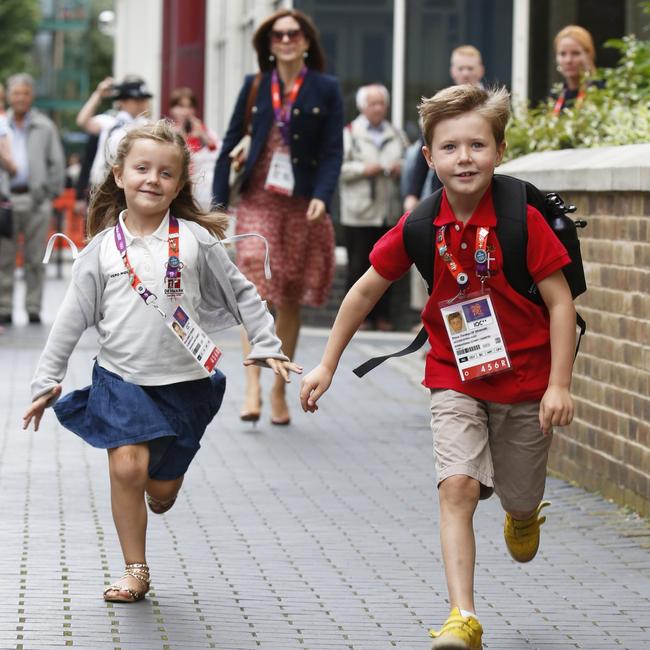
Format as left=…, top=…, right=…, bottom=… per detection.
left=549, top=191, right=650, bottom=517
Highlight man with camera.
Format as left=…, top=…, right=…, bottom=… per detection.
left=76, top=75, right=153, bottom=188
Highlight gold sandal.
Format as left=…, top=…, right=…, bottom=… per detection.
left=146, top=494, right=177, bottom=514
left=103, top=563, right=151, bottom=603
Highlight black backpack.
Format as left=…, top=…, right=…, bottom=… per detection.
left=353, top=174, right=587, bottom=378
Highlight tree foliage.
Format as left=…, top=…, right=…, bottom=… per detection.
left=0, top=0, right=40, bottom=84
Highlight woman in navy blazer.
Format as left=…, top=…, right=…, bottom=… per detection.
left=212, top=9, right=343, bottom=427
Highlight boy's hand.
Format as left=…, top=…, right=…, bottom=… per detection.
left=23, top=385, right=62, bottom=432
left=299, top=365, right=334, bottom=413
left=539, top=385, right=574, bottom=436
left=244, top=358, right=302, bottom=383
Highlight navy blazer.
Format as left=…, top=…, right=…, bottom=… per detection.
left=212, top=70, right=343, bottom=209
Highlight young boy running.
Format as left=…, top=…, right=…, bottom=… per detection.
left=300, top=84, right=576, bottom=649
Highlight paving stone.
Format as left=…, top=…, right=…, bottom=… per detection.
left=0, top=271, right=648, bottom=649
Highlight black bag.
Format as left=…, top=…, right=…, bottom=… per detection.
left=353, top=174, right=587, bottom=378
left=0, top=193, right=13, bottom=239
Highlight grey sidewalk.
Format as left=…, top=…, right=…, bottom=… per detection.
left=1, top=271, right=649, bottom=650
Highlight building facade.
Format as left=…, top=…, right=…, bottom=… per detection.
left=114, top=0, right=648, bottom=138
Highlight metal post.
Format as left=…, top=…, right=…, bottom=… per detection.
left=392, top=0, right=406, bottom=130
left=511, top=0, right=530, bottom=116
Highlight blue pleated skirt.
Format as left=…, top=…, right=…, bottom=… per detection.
left=53, top=363, right=226, bottom=480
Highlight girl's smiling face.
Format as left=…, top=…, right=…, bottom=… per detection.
left=113, top=138, right=184, bottom=222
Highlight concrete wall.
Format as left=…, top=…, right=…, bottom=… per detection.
left=499, top=146, right=650, bottom=516
left=113, top=0, right=163, bottom=118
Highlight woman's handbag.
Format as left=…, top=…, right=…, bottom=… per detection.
left=228, top=73, right=262, bottom=205
left=0, top=193, right=13, bottom=239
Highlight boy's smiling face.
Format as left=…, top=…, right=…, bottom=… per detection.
left=423, top=111, right=505, bottom=207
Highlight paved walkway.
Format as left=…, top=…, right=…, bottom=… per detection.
left=0, top=271, right=649, bottom=650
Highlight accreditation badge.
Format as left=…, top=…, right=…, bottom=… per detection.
left=166, top=304, right=222, bottom=374
left=439, top=291, right=511, bottom=382
left=264, top=149, right=295, bottom=196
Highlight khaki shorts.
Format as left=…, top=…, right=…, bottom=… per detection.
left=429, top=389, right=552, bottom=512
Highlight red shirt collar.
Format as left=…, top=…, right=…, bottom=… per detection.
left=434, top=184, right=497, bottom=228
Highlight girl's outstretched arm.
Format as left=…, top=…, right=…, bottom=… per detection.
left=300, top=267, right=392, bottom=413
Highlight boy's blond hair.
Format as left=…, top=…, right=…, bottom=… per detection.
left=450, top=45, right=482, bottom=63
left=418, top=84, right=510, bottom=149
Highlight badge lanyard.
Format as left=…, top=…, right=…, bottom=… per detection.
left=436, top=225, right=511, bottom=381
left=113, top=215, right=223, bottom=374
left=553, top=86, right=586, bottom=115
left=113, top=214, right=183, bottom=318
left=435, top=224, right=494, bottom=299
left=271, top=65, right=307, bottom=145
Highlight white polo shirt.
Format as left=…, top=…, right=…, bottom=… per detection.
left=96, top=210, right=209, bottom=385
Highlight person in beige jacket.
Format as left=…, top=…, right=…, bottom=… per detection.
left=339, top=84, right=407, bottom=330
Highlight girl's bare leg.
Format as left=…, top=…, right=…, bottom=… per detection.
left=270, top=301, right=301, bottom=423
left=105, top=444, right=150, bottom=597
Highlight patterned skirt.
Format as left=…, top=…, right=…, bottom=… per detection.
left=235, top=126, right=335, bottom=308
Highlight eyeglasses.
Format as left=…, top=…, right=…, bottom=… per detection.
left=269, top=28, right=303, bottom=43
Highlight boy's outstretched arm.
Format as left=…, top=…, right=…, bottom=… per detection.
left=537, top=270, right=576, bottom=435
left=300, top=268, right=392, bottom=413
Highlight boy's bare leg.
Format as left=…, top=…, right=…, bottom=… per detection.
left=240, top=328, right=262, bottom=417
left=438, top=474, right=481, bottom=613
left=270, top=301, right=300, bottom=423
left=106, top=444, right=150, bottom=596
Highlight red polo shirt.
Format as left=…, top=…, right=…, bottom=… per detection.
left=369, top=185, right=571, bottom=403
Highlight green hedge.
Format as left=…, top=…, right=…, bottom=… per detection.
left=505, top=33, right=650, bottom=160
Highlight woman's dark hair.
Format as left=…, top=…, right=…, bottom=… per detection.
left=169, top=87, right=197, bottom=109
left=252, top=9, right=325, bottom=73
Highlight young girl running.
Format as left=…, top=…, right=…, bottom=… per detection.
left=23, top=120, right=300, bottom=603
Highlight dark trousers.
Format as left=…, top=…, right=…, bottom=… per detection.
left=344, top=225, right=391, bottom=324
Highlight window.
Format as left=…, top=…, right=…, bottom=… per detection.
left=404, top=0, right=513, bottom=139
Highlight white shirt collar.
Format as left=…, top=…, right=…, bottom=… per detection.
left=118, top=209, right=170, bottom=243
left=359, top=115, right=386, bottom=132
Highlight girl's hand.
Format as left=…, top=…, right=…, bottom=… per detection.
left=299, top=364, right=333, bottom=413
left=243, top=358, right=303, bottom=383
left=306, top=198, right=326, bottom=222
left=23, top=385, right=62, bottom=432
left=539, top=385, right=574, bottom=436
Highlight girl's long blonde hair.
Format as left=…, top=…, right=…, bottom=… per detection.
left=86, top=120, right=229, bottom=239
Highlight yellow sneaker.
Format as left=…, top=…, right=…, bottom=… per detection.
left=504, top=500, right=551, bottom=563
left=429, top=607, right=483, bottom=649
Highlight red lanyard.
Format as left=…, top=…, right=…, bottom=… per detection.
left=271, top=66, right=307, bottom=144
left=113, top=214, right=182, bottom=315
left=553, top=86, right=586, bottom=115
left=436, top=224, right=492, bottom=291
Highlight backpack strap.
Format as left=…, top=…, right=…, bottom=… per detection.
left=492, top=174, right=541, bottom=304
left=352, top=327, right=429, bottom=378
left=492, top=174, right=586, bottom=356
left=352, top=190, right=442, bottom=378
left=402, top=188, right=444, bottom=293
